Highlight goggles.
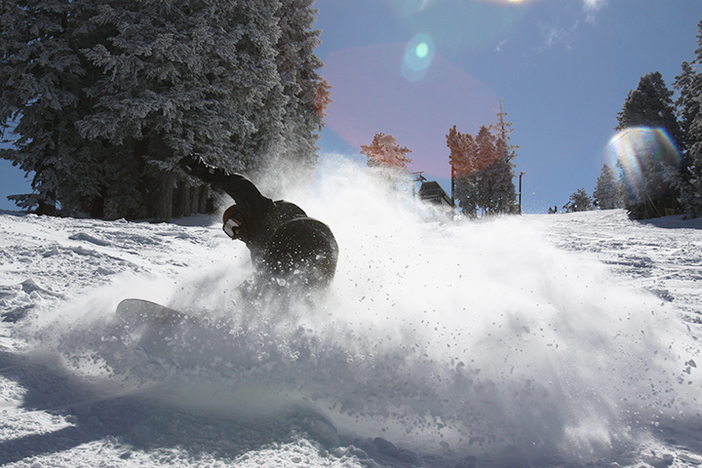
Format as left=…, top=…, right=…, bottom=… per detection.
left=222, top=212, right=244, bottom=239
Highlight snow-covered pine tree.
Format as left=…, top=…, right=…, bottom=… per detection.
left=448, top=111, right=517, bottom=218
left=447, top=125, right=479, bottom=217
left=564, top=188, right=594, bottom=212
left=616, top=72, right=682, bottom=146
left=3, top=0, right=324, bottom=219
left=616, top=72, right=682, bottom=219
left=0, top=0, right=101, bottom=215
left=360, top=133, right=412, bottom=170
left=674, top=17, right=702, bottom=217
left=474, top=125, right=505, bottom=215
left=593, top=164, right=623, bottom=210
left=488, top=103, right=518, bottom=215
left=77, top=0, right=287, bottom=220
left=267, top=0, right=325, bottom=191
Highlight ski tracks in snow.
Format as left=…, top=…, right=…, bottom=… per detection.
left=1, top=208, right=702, bottom=467
left=540, top=210, right=702, bottom=322
left=0, top=212, right=226, bottom=328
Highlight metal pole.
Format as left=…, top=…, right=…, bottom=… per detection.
left=518, top=171, right=525, bottom=215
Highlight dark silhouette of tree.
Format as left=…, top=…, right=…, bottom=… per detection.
left=615, top=72, right=682, bottom=219
left=447, top=105, right=517, bottom=217
left=564, top=188, right=593, bottom=213
left=0, top=0, right=326, bottom=220
left=674, top=17, right=702, bottom=217
left=447, top=125, right=479, bottom=217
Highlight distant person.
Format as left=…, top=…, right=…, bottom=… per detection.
left=179, top=155, right=338, bottom=298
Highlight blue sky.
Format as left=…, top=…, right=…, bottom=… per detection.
left=312, top=0, right=701, bottom=213
left=1, top=0, right=700, bottom=213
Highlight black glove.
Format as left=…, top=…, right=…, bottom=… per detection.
left=179, top=154, right=220, bottom=184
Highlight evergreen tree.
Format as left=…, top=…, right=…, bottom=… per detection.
left=447, top=125, right=479, bottom=217
left=447, top=106, right=518, bottom=217
left=593, top=164, right=623, bottom=209
left=488, top=103, right=518, bottom=214
left=475, top=123, right=516, bottom=216
left=77, top=0, right=286, bottom=220
left=1, top=0, right=326, bottom=220
left=615, top=72, right=682, bottom=219
left=675, top=61, right=700, bottom=154
left=0, top=0, right=100, bottom=214
left=474, top=126, right=500, bottom=214
left=564, top=188, right=593, bottom=212
left=315, top=78, right=333, bottom=119
left=616, top=72, right=682, bottom=145
left=674, top=17, right=702, bottom=217
left=269, top=0, right=325, bottom=189
left=360, top=133, right=412, bottom=170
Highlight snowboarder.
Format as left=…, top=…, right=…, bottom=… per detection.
left=179, top=155, right=338, bottom=297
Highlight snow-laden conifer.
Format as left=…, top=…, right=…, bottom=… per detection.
left=675, top=18, right=702, bottom=217
left=76, top=0, right=287, bottom=219
left=2, top=0, right=327, bottom=220
left=616, top=72, right=682, bottom=219
left=268, top=0, right=325, bottom=190
left=447, top=126, right=479, bottom=217
left=0, top=0, right=100, bottom=215
left=564, top=188, right=594, bottom=212
left=593, top=164, right=623, bottom=210
left=447, top=103, right=517, bottom=217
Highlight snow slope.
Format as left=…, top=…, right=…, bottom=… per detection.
left=1, top=159, right=701, bottom=468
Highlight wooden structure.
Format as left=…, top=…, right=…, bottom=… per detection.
left=418, top=181, right=454, bottom=207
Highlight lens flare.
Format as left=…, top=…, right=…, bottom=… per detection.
left=402, top=34, right=435, bottom=82
left=415, top=41, right=429, bottom=58
left=322, top=42, right=499, bottom=180
left=606, top=127, right=681, bottom=213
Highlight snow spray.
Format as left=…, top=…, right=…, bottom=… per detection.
left=24, top=156, right=702, bottom=466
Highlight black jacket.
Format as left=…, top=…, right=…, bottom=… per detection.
left=211, top=173, right=309, bottom=265
left=179, top=157, right=323, bottom=268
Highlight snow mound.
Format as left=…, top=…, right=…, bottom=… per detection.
left=1, top=158, right=702, bottom=467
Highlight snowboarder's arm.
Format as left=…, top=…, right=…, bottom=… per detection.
left=179, top=154, right=222, bottom=184
left=214, top=174, right=274, bottom=215
left=179, top=155, right=274, bottom=215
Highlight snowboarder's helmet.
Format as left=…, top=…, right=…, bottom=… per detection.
left=222, top=204, right=244, bottom=239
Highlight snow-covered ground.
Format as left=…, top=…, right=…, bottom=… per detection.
left=1, top=160, right=702, bottom=468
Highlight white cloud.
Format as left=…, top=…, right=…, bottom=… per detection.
left=583, top=0, right=607, bottom=11
left=532, top=0, right=608, bottom=54
left=583, top=0, right=608, bottom=24
left=537, top=21, right=579, bottom=53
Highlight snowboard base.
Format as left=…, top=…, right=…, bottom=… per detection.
left=116, top=298, right=188, bottom=327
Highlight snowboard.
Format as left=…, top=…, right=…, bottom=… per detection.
left=115, top=298, right=190, bottom=327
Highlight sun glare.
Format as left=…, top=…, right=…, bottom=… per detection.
left=606, top=127, right=682, bottom=206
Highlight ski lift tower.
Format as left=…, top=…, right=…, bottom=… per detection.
left=411, top=172, right=426, bottom=198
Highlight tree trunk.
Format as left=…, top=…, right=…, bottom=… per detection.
left=198, top=185, right=211, bottom=213
left=179, top=184, right=192, bottom=217
left=155, top=171, right=175, bottom=222
left=189, top=185, right=199, bottom=215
